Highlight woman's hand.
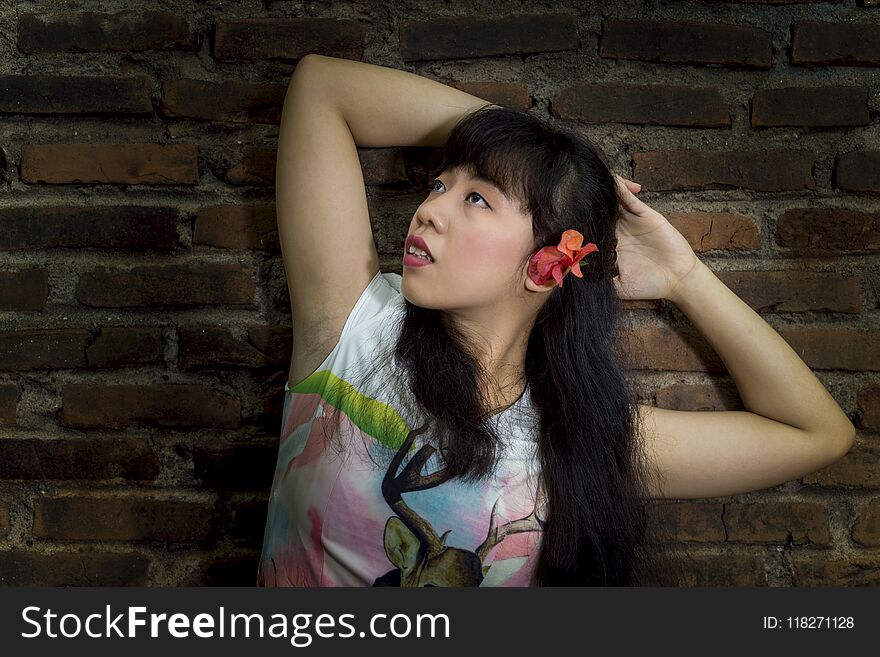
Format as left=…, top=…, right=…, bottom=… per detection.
left=610, top=174, right=700, bottom=302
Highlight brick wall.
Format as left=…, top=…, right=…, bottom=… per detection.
left=0, top=1, right=878, bottom=586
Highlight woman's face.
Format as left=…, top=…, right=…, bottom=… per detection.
left=402, top=165, right=535, bottom=310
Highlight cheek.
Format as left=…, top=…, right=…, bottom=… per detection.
left=450, top=231, right=523, bottom=281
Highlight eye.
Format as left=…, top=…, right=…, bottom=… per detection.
left=429, top=179, right=491, bottom=209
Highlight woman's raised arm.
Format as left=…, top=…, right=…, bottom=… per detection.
left=298, top=53, right=496, bottom=148
left=609, top=177, right=856, bottom=499
left=279, top=55, right=494, bottom=386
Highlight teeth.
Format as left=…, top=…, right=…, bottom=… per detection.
left=408, top=245, right=433, bottom=261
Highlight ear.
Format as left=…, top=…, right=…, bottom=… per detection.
left=525, top=276, right=557, bottom=294
left=523, top=261, right=563, bottom=294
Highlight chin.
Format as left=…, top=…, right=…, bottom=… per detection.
left=401, top=279, right=439, bottom=310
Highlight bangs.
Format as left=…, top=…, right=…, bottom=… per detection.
left=431, top=105, right=567, bottom=218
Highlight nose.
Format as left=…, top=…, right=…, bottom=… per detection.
left=419, top=187, right=458, bottom=228
left=415, top=206, right=446, bottom=233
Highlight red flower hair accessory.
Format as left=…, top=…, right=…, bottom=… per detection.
left=527, top=229, right=599, bottom=288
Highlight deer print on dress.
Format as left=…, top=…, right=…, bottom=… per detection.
left=373, top=420, right=546, bottom=587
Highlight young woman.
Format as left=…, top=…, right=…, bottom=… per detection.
left=256, top=54, right=855, bottom=587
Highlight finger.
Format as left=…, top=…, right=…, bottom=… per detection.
left=616, top=180, right=652, bottom=215
left=615, top=180, right=642, bottom=205
left=614, top=174, right=641, bottom=193
left=614, top=176, right=641, bottom=208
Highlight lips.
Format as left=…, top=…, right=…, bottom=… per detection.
left=406, top=235, right=434, bottom=260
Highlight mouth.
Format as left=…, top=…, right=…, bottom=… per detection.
left=405, top=235, right=435, bottom=262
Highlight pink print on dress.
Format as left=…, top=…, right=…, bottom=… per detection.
left=256, top=504, right=327, bottom=587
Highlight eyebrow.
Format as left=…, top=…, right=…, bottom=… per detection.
left=446, top=167, right=505, bottom=200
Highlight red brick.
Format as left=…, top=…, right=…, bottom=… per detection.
left=751, top=86, right=869, bottom=127
left=162, top=79, right=286, bottom=124
left=21, top=143, right=199, bottom=184
left=178, top=325, right=290, bottom=370
left=33, top=495, right=213, bottom=542
left=835, top=151, right=880, bottom=193
left=0, top=383, right=20, bottom=425
left=17, top=10, right=192, bottom=53
left=649, top=502, right=725, bottom=542
left=0, top=74, right=152, bottom=113
left=724, top=502, right=830, bottom=545
left=219, top=144, right=402, bottom=187
left=0, top=205, right=178, bottom=250
left=600, top=19, right=771, bottom=68
left=676, top=552, right=767, bottom=586
left=775, top=327, right=880, bottom=371
left=214, top=18, right=365, bottom=61
left=0, top=329, right=89, bottom=370
left=718, top=0, right=832, bottom=3
left=776, top=207, right=880, bottom=253
left=0, top=436, right=159, bottom=481
left=0, top=328, right=163, bottom=371
left=554, top=83, right=730, bottom=127
left=655, top=383, right=744, bottom=411
left=714, top=270, right=860, bottom=313
left=357, top=148, right=408, bottom=185
left=223, top=146, right=275, bottom=185
left=59, top=383, right=241, bottom=429
left=620, top=326, right=726, bottom=372
left=792, top=21, right=880, bottom=67
left=633, top=150, right=815, bottom=191
left=0, top=269, right=47, bottom=310
left=853, top=498, right=880, bottom=547
left=791, top=554, right=880, bottom=586
left=0, top=502, right=8, bottom=537
left=451, top=81, right=531, bottom=112
left=666, top=212, right=760, bottom=252
left=86, top=327, right=164, bottom=368
left=194, top=205, right=279, bottom=251
left=75, top=263, right=255, bottom=307
left=400, top=14, right=577, bottom=61
left=0, top=551, right=149, bottom=585
left=856, top=385, right=880, bottom=430
left=248, top=326, right=292, bottom=367
left=802, top=443, right=880, bottom=489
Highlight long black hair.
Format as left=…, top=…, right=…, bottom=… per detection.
left=343, top=105, right=686, bottom=586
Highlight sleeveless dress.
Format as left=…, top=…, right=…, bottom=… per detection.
left=257, top=271, right=546, bottom=587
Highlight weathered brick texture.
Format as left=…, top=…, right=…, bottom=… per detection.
left=599, top=20, right=772, bottom=67
left=0, top=2, right=873, bottom=587
left=33, top=495, right=214, bottom=543
left=17, top=10, right=193, bottom=53
left=399, top=14, right=577, bottom=61
left=633, top=150, right=815, bottom=191
left=21, top=144, right=199, bottom=184
left=751, top=86, right=870, bottom=128
left=554, top=83, right=730, bottom=127
left=214, top=18, right=366, bottom=61
left=59, top=384, right=241, bottom=429
left=791, top=21, right=880, bottom=67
